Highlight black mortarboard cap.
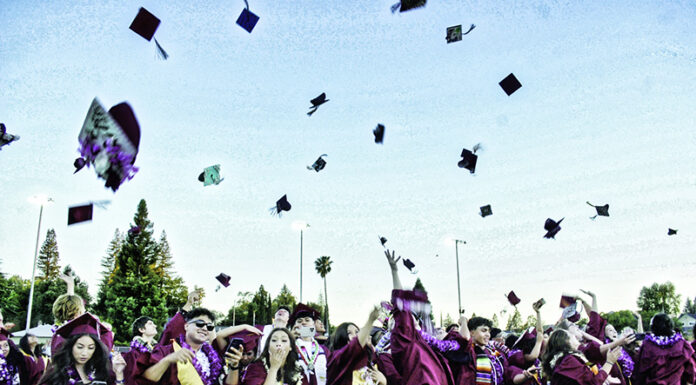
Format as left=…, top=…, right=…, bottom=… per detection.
left=499, top=73, right=522, bottom=96
left=68, top=204, right=94, bottom=225
left=374, top=124, right=385, bottom=144
left=307, top=154, right=327, bottom=172
left=544, top=217, right=564, bottom=239
left=379, top=236, right=388, bottom=247
left=216, top=273, right=231, bottom=288
left=393, top=0, right=426, bottom=12
left=129, top=7, right=160, bottom=41
left=270, top=195, right=291, bottom=216
left=507, top=291, right=521, bottom=306
left=0, top=123, right=20, bottom=150
left=668, top=228, right=678, bottom=236
left=307, top=93, right=329, bottom=116
left=402, top=258, right=417, bottom=273
left=446, top=25, right=462, bottom=43
left=237, top=8, right=260, bottom=33
left=480, top=205, right=492, bottom=217
left=458, top=148, right=478, bottom=173
left=587, top=202, right=609, bottom=219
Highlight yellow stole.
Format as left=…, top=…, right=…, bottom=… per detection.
left=172, top=341, right=205, bottom=385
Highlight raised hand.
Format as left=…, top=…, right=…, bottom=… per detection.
left=269, top=345, right=289, bottom=369
left=367, top=365, right=388, bottom=385
left=606, top=346, right=622, bottom=365
left=225, top=346, right=244, bottom=368
left=112, top=352, right=127, bottom=375
left=579, top=289, right=596, bottom=298
left=384, top=249, right=401, bottom=268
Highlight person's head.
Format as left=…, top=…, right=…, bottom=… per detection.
left=467, top=317, right=493, bottom=347
left=132, top=316, right=157, bottom=339
left=294, top=313, right=315, bottom=328
left=240, top=349, right=255, bottom=367
left=330, top=322, right=359, bottom=351
left=258, top=328, right=300, bottom=383
left=315, top=319, right=326, bottom=333
left=274, top=307, right=290, bottom=327
left=291, top=324, right=301, bottom=339
left=446, top=323, right=459, bottom=333
left=434, top=327, right=447, bottom=340
left=541, top=329, right=580, bottom=377
left=40, top=333, right=110, bottom=384
left=184, top=308, right=216, bottom=346
left=20, top=334, right=40, bottom=356
left=370, top=327, right=384, bottom=347
left=504, top=334, right=518, bottom=349
left=604, top=323, right=618, bottom=341
left=650, top=313, right=674, bottom=337
left=52, top=294, right=85, bottom=324
left=0, top=339, right=9, bottom=357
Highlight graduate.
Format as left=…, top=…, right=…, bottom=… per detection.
left=507, top=301, right=546, bottom=385
left=122, top=316, right=157, bottom=385
left=241, top=328, right=306, bottom=385
left=289, top=304, right=329, bottom=385
left=258, top=307, right=291, bottom=357
left=18, top=334, right=48, bottom=385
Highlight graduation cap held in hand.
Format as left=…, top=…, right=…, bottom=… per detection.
left=0, top=123, right=20, bottom=150
left=544, top=217, right=564, bottom=239
left=374, top=124, right=385, bottom=144
left=506, top=291, right=521, bottom=306
left=307, top=93, right=329, bottom=116
left=198, top=164, right=224, bottom=186
left=270, top=195, right=291, bottom=217
left=307, top=154, right=327, bottom=172
left=391, top=0, right=426, bottom=13
left=216, top=273, right=231, bottom=288
left=480, top=205, right=492, bottom=217
left=129, top=7, right=168, bottom=59
left=587, top=202, right=609, bottom=220
left=499, top=73, right=522, bottom=96
left=458, top=143, right=482, bottom=174
left=236, top=0, right=260, bottom=33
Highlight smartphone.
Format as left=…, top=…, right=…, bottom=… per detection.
left=534, top=298, right=546, bottom=308
left=226, top=338, right=244, bottom=353
left=634, top=333, right=645, bottom=341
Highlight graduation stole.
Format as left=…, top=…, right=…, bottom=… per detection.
left=568, top=353, right=599, bottom=375
left=172, top=341, right=205, bottom=385
left=297, top=339, right=321, bottom=372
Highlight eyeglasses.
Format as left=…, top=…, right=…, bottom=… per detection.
left=188, top=320, right=215, bottom=331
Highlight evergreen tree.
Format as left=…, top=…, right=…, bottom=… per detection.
left=412, top=278, right=435, bottom=324
left=155, top=231, right=188, bottom=316
left=251, top=285, right=272, bottom=325
left=684, top=297, right=696, bottom=314
left=491, top=313, right=500, bottom=328
left=37, top=229, right=60, bottom=279
left=506, top=308, right=523, bottom=331
left=94, top=229, right=123, bottom=316
left=271, top=284, right=297, bottom=311
left=0, top=276, right=30, bottom=329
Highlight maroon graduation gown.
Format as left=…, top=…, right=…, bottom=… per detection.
left=241, top=360, right=310, bottom=385
left=157, top=313, right=185, bottom=347
left=374, top=352, right=402, bottom=385
left=123, top=349, right=144, bottom=385
left=551, top=354, right=608, bottom=385
left=579, top=341, right=625, bottom=385
left=135, top=344, right=179, bottom=385
left=632, top=338, right=696, bottom=385
left=21, top=354, right=47, bottom=385
left=585, top=311, right=608, bottom=342
left=443, top=331, right=521, bottom=385
left=326, top=336, right=372, bottom=385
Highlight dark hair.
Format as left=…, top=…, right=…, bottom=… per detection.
left=446, top=324, right=459, bottom=333
left=650, top=313, right=674, bottom=337
left=541, top=330, right=579, bottom=378
left=38, top=334, right=111, bottom=385
left=132, top=316, right=153, bottom=337
left=504, top=334, right=519, bottom=349
left=256, top=328, right=301, bottom=384
left=185, top=308, right=216, bottom=323
left=276, top=306, right=290, bottom=313
left=330, top=322, right=359, bottom=351
left=517, top=336, right=537, bottom=354
left=490, top=328, right=502, bottom=339
left=370, top=327, right=384, bottom=347
left=467, top=317, right=493, bottom=331
left=19, top=334, right=43, bottom=357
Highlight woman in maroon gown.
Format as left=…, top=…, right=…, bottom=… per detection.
left=241, top=328, right=307, bottom=385
left=632, top=313, right=695, bottom=385
left=541, top=329, right=622, bottom=385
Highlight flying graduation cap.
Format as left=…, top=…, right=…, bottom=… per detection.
left=402, top=258, right=417, bottom=274
left=270, top=195, right=291, bottom=217
left=67, top=200, right=111, bottom=225
left=378, top=236, right=388, bottom=247
left=307, top=93, right=329, bottom=116
left=446, top=24, right=475, bottom=43
left=198, top=164, right=224, bottom=186
left=391, top=0, right=426, bottom=13
left=480, top=205, right=492, bottom=217
left=216, top=273, right=231, bottom=288
left=236, top=0, right=260, bottom=33
left=587, top=202, right=609, bottom=220
left=74, top=98, right=140, bottom=192
left=544, top=217, right=564, bottom=239
left=506, top=291, right=521, bottom=306
left=307, top=154, right=327, bottom=172
left=374, top=124, right=385, bottom=144
left=0, top=123, right=20, bottom=150
left=668, top=228, right=678, bottom=236
left=458, top=143, right=482, bottom=174
left=129, top=7, right=169, bottom=59
left=499, top=73, right=522, bottom=96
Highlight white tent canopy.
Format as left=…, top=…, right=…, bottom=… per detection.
left=11, top=324, right=54, bottom=339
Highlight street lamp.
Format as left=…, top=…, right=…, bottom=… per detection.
left=291, top=221, right=310, bottom=303
left=445, top=237, right=466, bottom=315
left=26, top=194, right=53, bottom=331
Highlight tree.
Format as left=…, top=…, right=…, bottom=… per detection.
left=271, top=284, right=297, bottom=312
left=602, top=310, right=639, bottom=332
left=521, top=315, right=536, bottom=330
left=94, top=229, right=123, bottom=316
left=443, top=314, right=455, bottom=328
left=506, top=308, right=523, bottom=332
left=413, top=278, right=435, bottom=324
left=37, top=229, right=61, bottom=279
left=684, top=297, right=696, bottom=314
left=491, top=314, right=500, bottom=328
left=154, top=231, right=189, bottom=316
left=251, top=285, right=272, bottom=325
left=637, top=282, right=682, bottom=329
left=314, top=256, right=332, bottom=330
left=0, top=275, right=31, bottom=329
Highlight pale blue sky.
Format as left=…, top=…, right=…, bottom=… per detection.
left=1, top=0, right=695, bottom=327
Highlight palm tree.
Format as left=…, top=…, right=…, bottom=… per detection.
left=314, top=256, right=333, bottom=332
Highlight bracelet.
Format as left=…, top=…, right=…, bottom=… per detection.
left=115, top=379, right=125, bottom=384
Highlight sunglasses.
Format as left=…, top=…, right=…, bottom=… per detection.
left=188, top=320, right=215, bottom=331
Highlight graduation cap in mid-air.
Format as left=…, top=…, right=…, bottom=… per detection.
left=67, top=201, right=111, bottom=225
left=128, top=226, right=141, bottom=236
left=374, top=124, right=385, bottom=144
left=236, top=0, right=260, bottom=33
left=499, top=73, right=522, bottom=96
left=129, top=7, right=168, bottom=59
left=480, top=205, right=492, bottom=217
left=378, top=236, right=388, bottom=247
left=270, top=195, right=291, bottom=217
left=307, top=93, right=329, bottom=116
left=74, top=98, right=141, bottom=192
left=506, top=291, right=521, bottom=306
left=559, top=295, right=576, bottom=308
left=391, top=0, right=426, bottom=13
left=458, top=143, right=482, bottom=174
left=216, top=273, right=231, bottom=288
left=668, top=228, right=678, bottom=236
left=198, top=164, right=224, bottom=186
left=0, top=123, right=20, bottom=150
left=307, top=154, right=327, bottom=172
left=587, top=202, right=609, bottom=220
left=446, top=24, right=475, bottom=43
left=402, top=258, right=417, bottom=274
left=544, top=217, right=564, bottom=239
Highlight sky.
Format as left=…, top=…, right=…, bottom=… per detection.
left=1, top=0, right=695, bottom=328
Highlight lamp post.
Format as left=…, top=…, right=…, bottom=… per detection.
left=26, top=194, right=53, bottom=331
left=452, top=238, right=466, bottom=315
left=291, top=221, right=310, bottom=303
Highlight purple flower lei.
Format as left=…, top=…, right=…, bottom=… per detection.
left=645, top=332, right=684, bottom=347
left=179, top=336, right=223, bottom=385
left=78, top=136, right=139, bottom=184
left=0, top=354, right=17, bottom=383
left=418, top=329, right=460, bottom=352
left=605, top=338, right=634, bottom=378
left=130, top=337, right=153, bottom=354
left=65, top=366, right=94, bottom=385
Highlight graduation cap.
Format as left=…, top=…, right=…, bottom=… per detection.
left=236, top=0, right=260, bottom=33
left=128, top=225, right=141, bottom=235
left=512, top=327, right=536, bottom=348
left=559, top=295, right=576, bottom=308
left=198, top=164, right=224, bottom=186
left=543, top=217, right=564, bottom=239
left=374, top=124, right=385, bottom=144
left=506, top=291, right=521, bottom=306
left=289, top=303, right=321, bottom=326
left=75, top=98, right=140, bottom=192
left=562, top=302, right=579, bottom=321
left=307, top=93, right=329, bottom=116
left=0, top=328, right=11, bottom=341
left=0, top=123, right=20, bottom=150
left=587, top=201, right=609, bottom=220
left=269, top=195, right=291, bottom=217
left=378, top=236, right=388, bottom=247
left=446, top=24, right=475, bottom=43
left=480, top=205, right=492, bottom=217
left=402, top=258, right=417, bottom=274
left=668, top=228, right=678, bottom=236
left=458, top=143, right=482, bottom=173
left=499, top=73, right=522, bottom=96
left=52, top=313, right=114, bottom=353
left=129, top=7, right=168, bottom=59
left=216, top=273, right=231, bottom=288
left=67, top=201, right=110, bottom=225
left=306, top=154, right=327, bottom=172
left=391, top=0, right=426, bottom=13
left=568, top=311, right=581, bottom=323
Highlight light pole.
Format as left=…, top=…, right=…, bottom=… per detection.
left=26, top=194, right=53, bottom=331
left=291, top=221, right=310, bottom=303
left=453, top=239, right=466, bottom=315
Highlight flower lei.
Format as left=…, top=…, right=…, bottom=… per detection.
left=78, top=137, right=139, bottom=184
left=130, top=336, right=153, bottom=353
left=179, top=336, right=222, bottom=385
left=481, top=346, right=504, bottom=385
left=65, top=365, right=95, bottom=385
left=375, top=330, right=391, bottom=354
left=605, top=338, right=634, bottom=378
left=261, top=356, right=303, bottom=385
left=419, top=329, right=460, bottom=352
left=0, top=354, right=17, bottom=383
left=644, top=332, right=684, bottom=347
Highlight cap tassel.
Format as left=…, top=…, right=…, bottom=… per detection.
left=586, top=201, right=598, bottom=220
left=154, top=38, right=169, bottom=60
left=390, top=2, right=401, bottom=13
left=472, top=142, right=483, bottom=153
left=268, top=207, right=283, bottom=218
left=463, top=24, right=476, bottom=35
left=307, top=107, right=318, bottom=116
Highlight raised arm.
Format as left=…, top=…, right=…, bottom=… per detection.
left=599, top=333, right=636, bottom=354
left=59, top=273, right=76, bottom=296
left=182, top=290, right=200, bottom=312
left=384, top=250, right=403, bottom=290
left=632, top=311, right=644, bottom=333
left=358, top=307, right=381, bottom=347
left=525, top=301, right=544, bottom=361
left=458, top=314, right=470, bottom=341
left=579, top=289, right=598, bottom=313
left=215, top=325, right=262, bottom=351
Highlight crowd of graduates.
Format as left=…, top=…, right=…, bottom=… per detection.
left=0, top=250, right=694, bottom=385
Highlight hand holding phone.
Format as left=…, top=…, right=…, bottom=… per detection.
left=227, top=338, right=244, bottom=353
